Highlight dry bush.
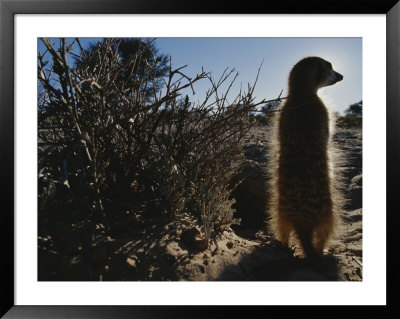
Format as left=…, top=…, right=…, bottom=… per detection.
left=38, top=38, right=268, bottom=245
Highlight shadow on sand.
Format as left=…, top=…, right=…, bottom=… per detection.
left=215, top=244, right=340, bottom=281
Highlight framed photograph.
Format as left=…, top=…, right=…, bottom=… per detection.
left=1, top=0, right=398, bottom=317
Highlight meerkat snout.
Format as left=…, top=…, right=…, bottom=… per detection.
left=320, top=69, right=343, bottom=88
left=318, top=59, right=343, bottom=88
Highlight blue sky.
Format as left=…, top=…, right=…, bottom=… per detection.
left=38, top=37, right=362, bottom=114
left=155, top=37, right=362, bottom=114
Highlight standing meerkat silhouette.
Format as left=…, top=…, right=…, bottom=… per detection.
left=268, top=56, right=343, bottom=258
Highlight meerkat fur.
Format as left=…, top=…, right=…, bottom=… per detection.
left=267, top=56, right=345, bottom=258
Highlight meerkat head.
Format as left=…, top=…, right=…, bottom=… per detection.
left=288, top=56, right=343, bottom=95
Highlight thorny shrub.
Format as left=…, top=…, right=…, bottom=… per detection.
left=38, top=38, right=268, bottom=246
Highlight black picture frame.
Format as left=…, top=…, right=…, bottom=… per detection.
left=1, top=0, right=398, bottom=317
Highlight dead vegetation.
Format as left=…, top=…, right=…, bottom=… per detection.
left=37, top=38, right=278, bottom=279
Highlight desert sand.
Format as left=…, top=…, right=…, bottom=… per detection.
left=39, top=125, right=362, bottom=281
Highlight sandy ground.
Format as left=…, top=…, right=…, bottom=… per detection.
left=165, top=126, right=363, bottom=281
left=38, top=126, right=362, bottom=281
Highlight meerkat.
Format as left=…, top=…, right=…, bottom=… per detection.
left=268, top=56, right=343, bottom=258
